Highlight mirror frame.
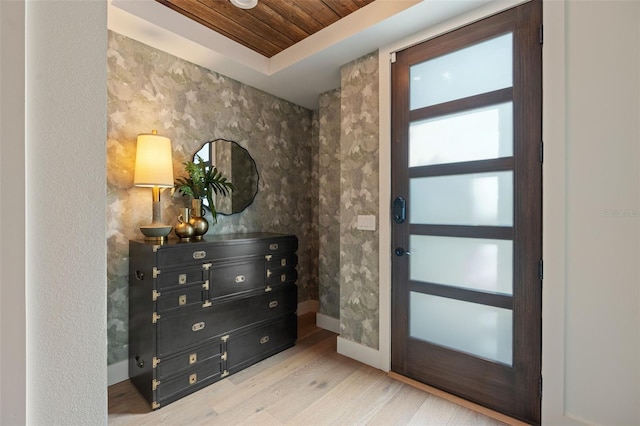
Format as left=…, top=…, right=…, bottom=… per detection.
left=193, top=138, right=259, bottom=216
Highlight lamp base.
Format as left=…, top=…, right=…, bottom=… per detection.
left=140, top=224, right=172, bottom=242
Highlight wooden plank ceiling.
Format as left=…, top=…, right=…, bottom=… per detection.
left=156, top=0, right=376, bottom=58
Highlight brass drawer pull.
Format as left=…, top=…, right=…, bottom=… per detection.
left=281, top=274, right=287, bottom=283
left=269, top=243, right=279, bottom=250
left=192, top=321, right=205, bottom=332
left=235, top=275, right=245, bottom=283
left=281, top=258, right=287, bottom=267
left=178, top=274, right=187, bottom=285
left=179, top=295, right=187, bottom=306
left=189, top=353, right=197, bottom=364
left=189, top=373, right=197, bottom=385
left=268, top=300, right=278, bottom=308
left=193, top=251, right=206, bottom=260
left=260, top=336, right=270, bottom=345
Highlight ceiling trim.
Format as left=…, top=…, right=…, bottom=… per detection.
left=108, top=0, right=499, bottom=109
left=267, top=0, right=420, bottom=74
left=109, top=0, right=271, bottom=73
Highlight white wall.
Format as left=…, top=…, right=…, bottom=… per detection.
left=0, top=1, right=26, bottom=424
left=543, top=1, right=640, bottom=424
left=22, top=1, right=106, bottom=424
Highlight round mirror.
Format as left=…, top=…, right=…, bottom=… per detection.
left=193, top=139, right=259, bottom=215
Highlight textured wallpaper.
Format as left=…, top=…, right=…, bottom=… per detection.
left=318, top=89, right=342, bottom=319
left=106, top=31, right=316, bottom=364
left=309, top=112, right=320, bottom=303
left=339, top=52, right=380, bottom=349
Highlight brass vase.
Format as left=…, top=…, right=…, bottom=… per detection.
left=174, top=207, right=195, bottom=241
left=189, top=198, right=209, bottom=240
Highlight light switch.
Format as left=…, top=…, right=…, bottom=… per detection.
left=357, top=215, right=376, bottom=231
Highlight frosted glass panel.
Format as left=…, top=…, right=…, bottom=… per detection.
left=410, top=292, right=512, bottom=365
left=410, top=235, right=512, bottom=294
left=410, top=171, right=513, bottom=226
left=410, top=33, right=512, bottom=110
left=409, top=102, right=513, bottom=167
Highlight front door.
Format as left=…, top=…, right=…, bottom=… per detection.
left=391, top=1, right=542, bottom=423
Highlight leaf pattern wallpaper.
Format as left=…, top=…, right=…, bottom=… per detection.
left=318, top=89, right=342, bottom=319
left=107, top=31, right=317, bottom=364
left=317, top=52, right=380, bottom=344
left=106, top=29, right=380, bottom=365
left=338, top=52, right=380, bottom=349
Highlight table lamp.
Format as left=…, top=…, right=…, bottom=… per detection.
left=134, top=130, right=174, bottom=241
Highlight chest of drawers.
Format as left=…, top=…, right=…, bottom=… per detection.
left=128, top=232, right=298, bottom=409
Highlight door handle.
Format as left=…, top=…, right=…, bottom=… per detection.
left=393, top=196, right=406, bottom=224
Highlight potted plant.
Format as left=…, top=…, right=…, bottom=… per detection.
left=174, top=155, right=234, bottom=232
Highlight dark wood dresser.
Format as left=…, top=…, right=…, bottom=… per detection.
left=128, top=232, right=298, bottom=409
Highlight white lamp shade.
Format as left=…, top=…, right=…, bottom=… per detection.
left=134, top=132, right=174, bottom=187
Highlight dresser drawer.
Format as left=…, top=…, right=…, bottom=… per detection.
left=226, top=314, right=297, bottom=372
left=157, top=265, right=208, bottom=291
left=155, top=237, right=293, bottom=268
left=157, top=285, right=297, bottom=357
left=267, top=253, right=298, bottom=274
left=157, top=340, right=223, bottom=380
left=231, top=284, right=297, bottom=325
left=156, top=286, right=206, bottom=314
left=257, top=237, right=298, bottom=257
left=156, top=245, right=219, bottom=268
left=268, top=268, right=298, bottom=287
left=157, top=308, right=228, bottom=357
left=156, top=356, right=223, bottom=402
left=209, top=259, right=266, bottom=299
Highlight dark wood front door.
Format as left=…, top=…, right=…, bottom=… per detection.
left=391, top=1, right=542, bottom=423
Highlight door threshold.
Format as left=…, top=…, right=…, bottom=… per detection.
left=388, top=372, right=531, bottom=426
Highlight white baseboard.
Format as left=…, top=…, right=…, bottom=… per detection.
left=316, top=312, right=340, bottom=333
left=337, top=336, right=385, bottom=370
left=297, top=299, right=319, bottom=315
left=108, top=359, right=129, bottom=386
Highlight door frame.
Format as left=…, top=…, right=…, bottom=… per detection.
left=390, top=1, right=542, bottom=420
left=372, top=1, right=595, bottom=425
left=337, top=0, right=584, bottom=424
left=377, top=0, right=531, bottom=375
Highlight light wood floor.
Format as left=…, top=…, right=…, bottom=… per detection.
left=109, top=314, right=520, bottom=426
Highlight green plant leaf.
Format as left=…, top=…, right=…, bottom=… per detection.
left=174, top=155, right=234, bottom=221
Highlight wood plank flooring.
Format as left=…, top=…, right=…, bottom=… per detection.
left=108, top=314, right=522, bottom=425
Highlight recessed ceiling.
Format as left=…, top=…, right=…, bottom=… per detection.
left=108, top=0, right=503, bottom=109
left=155, top=0, right=376, bottom=58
